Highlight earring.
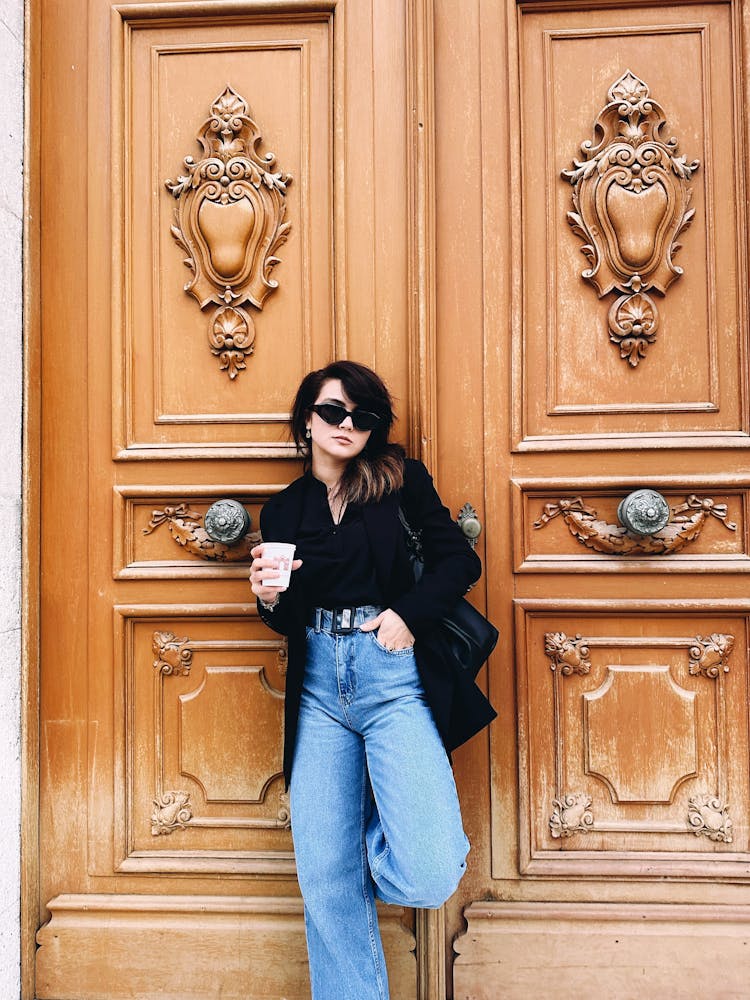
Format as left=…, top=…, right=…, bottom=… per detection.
left=305, top=427, right=311, bottom=440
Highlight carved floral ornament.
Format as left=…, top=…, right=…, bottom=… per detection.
left=166, top=86, right=292, bottom=379
left=143, top=503, right=260, bottom=562
left=562, top=71, right=699, bottom=366
left=534, top=495, right=735, bottom=556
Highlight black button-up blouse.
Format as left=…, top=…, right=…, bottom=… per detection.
left=293, top=473, right=385, bottom=610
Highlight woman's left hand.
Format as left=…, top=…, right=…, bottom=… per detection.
left=359, top=609, right=415, bottom=651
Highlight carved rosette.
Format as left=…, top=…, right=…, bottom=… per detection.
left=166, top=86, right=292, bottom=378
left=143, top=503, right=261, bottom=562
left=562, top=71, right=700, bottom=366
left=549, top=792, right=594, bottom=838
left=534, top=495, right=735, bottom=556
left=152, top=631, right=193, bottom=676
left=545, top=632, right=591, bottom=676
left=151, top=791, right=193, bottom=836
left=687, top=794, right=733, bottom=843
left=689, top=634, right=734, bottom=678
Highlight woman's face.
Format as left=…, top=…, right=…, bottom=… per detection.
left=307, top=378, right=373, bottom=467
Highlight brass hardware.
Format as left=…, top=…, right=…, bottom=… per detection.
left=204, top=499, right=251, bottom=545
left=617, top=489, right=670, bottom=536
left=457, top=503, right=481, bottom=549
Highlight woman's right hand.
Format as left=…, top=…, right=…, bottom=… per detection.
left=249, top=543, right=303, bottom=603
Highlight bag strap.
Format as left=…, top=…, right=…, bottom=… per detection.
left=397, top=505, right=423, bottom=561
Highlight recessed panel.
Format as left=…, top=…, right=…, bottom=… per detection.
left=116, top=611, right=294, bottom=875
left=512, top=481, right=748, bottom=573
left=117, top=14, right=334, bottom=457
left=515, top=4, right=746, bottom=448
left=515, top=606, right=750, bottom=877
left=113, top=485, right=289, bottom=579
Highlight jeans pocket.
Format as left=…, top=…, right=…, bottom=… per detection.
left=368, top=630, right=415, bottom=656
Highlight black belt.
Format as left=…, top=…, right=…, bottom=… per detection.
left=310, top=605, right=383, bottom=634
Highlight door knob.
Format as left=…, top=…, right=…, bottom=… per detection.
left=617, top=489, right=670, bottom=536
left=204, top=499, right=252, bottom=545
left=457, top=503, right=482, bottom=549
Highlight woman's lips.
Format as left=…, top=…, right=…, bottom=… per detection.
left=333, top=435, right=352, bottom=444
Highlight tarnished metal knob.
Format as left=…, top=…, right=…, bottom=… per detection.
left=204, top=499, right=251, bottom=545
left=617, top=489, right=670, bottom=536
left=457, top=502, right=482, bottom=549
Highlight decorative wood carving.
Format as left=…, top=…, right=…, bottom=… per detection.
left=545, top=632, right=591, bottom=676
left=165, top=86, right=292, bottom=378
left=562, top=71, right=700, bottom=366
left=277, top=640, right=288, bottom=677
left=689, top=634, right=734, bottom=678
left=151, top=791, right=193, bottom=836
left=549, top=792, right=594, bottom=838
left=534, top=495, right=736, bottom=555
left=143, top=503, right=260, bottom=562
left=687, top=794, right=733, bottom=843
left=152, top=631, right=193, bottom=676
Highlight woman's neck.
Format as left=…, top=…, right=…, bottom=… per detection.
left=311, top=454, right=347, bottom=493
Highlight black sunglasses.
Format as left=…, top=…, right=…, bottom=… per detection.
left=310, top=402, right=381, bottom=432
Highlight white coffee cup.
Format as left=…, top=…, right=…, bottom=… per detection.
left=261, top=542, right=297, bottom=588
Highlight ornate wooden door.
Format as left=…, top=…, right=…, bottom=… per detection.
left=439, top=0, right=750, bottom=996
left=34, top=1, right=431, bottom=996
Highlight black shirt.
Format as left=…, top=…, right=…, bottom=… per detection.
left=294, top=473, right=385, bottom=609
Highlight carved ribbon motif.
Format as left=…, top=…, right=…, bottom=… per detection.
left=143, top=503, right=260, bottom=562
left=562, top=71, right=699, bottom=366
left=166, top=86, right=292, bottom=378
left=534, top=495, right=736, bottom=556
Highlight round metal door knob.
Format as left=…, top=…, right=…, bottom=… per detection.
left=457, top=503, right=482, bottom=548
left=204, top=499, right=251, bottom=545
left=617, top=489, right=670, bottom=536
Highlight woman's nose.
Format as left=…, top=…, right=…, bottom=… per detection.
left=339, top=414, right=354, bottom=429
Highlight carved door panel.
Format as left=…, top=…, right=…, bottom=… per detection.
left=36, top=2, right=423, bottom=997
left=438, top=0, right=750, bottom=997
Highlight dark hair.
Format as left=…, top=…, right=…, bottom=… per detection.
left=290, top=360, right=405, bottom=504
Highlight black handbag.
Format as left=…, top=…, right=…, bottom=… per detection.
left=398, top=507, right=499, bottom=679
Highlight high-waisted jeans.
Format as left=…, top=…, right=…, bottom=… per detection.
left=289, top=606, right=469, bottom=1000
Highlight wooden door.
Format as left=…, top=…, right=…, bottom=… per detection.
left=34, top=1, right=432, bottom=996
left=439, top=0, right=750, bottom=996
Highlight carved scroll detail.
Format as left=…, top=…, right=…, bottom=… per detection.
left=151, top=791, right=193, bottom=836
left=143, top=503, right=260, bottom=562
left=166, top=86, right=292, bottom=378
left=277, top=791, right=291, bottom=828
left=689, top=634, right=734, bottom=678
left=687, top=794, right=733, bottom=843
left=153, top=631, right=193, bottom=676
left=533, top=495, right=736, bottom=556
left=550, top=792, right=594, bottom=838
left=277, top=640, right=288, bottom=677
left=562, top=71, right=700, bottom=366
left=545, top=632, right=591, bottom=676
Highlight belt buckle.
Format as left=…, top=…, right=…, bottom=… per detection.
left=333, top=607, right=357, bottom=633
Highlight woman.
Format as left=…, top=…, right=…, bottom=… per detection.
left=249, top=361, right=495, bottom=1000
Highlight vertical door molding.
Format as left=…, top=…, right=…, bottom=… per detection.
left=406, top=2, right=444, bottom=995
left=407, top=0, right=438, bottom=475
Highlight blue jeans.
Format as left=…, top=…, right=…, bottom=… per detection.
left=289, top=606, right=470, bottom=1000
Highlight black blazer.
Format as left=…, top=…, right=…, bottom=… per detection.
left=257, top=458, right=497, bottom=786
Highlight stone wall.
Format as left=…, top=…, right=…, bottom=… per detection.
left=0, top=0, right=24, bottom=996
